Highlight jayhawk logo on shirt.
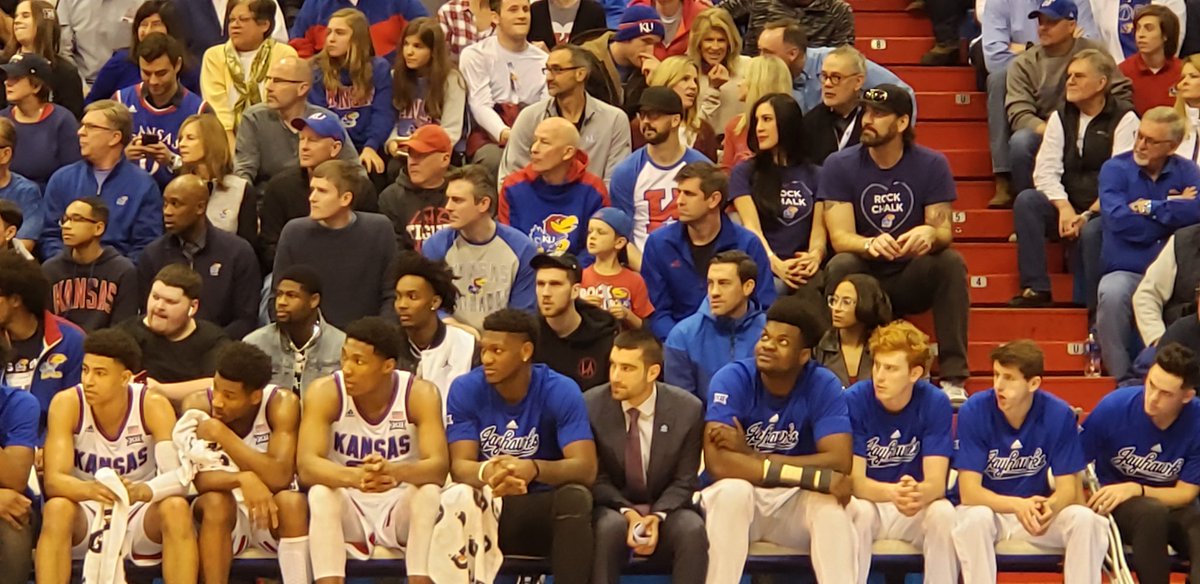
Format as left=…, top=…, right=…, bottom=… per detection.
left=468, top=278, right=488, bottom=295
left=529, top=214, right=578, bottom=255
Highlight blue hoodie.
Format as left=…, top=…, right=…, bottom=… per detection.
left=498, top=150, right=609, bottom=259
left=642, top=214, right=775, bottom=340
left=664, top=298, right=766, bottom=399
left=0, top=312, right=85, bottom=441
left=39, top=158, right=163, bottom=262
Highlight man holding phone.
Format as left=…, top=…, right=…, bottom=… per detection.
left=117, top=33, right=210, bottom=187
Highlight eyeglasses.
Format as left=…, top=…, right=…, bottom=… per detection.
left=542, top=65, right=584, bottom=76
left=80, top=122, right=118, bottom=133
left=819, top=72, right=861, bottom=86
left=827, top=295, right=857, bottom=309
left=59, top=214, right=100, bottom=226
left=1135, top=132, right=1175, bottom=147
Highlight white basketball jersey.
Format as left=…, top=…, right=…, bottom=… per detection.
left=208, top=384, right=278, bottom=453
left=329, top=370, right=420, bottom=466
left=72, top=384, right=155, bottom=482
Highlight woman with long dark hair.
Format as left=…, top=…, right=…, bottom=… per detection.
left=309, top=7, right=395, bottom=175
left=815, top=273, right=894, bottom=386
left=386, top=17, right=465, bottom=157
left=86, top=0, right=200, bottom=104
left=1, top=0, right=84, bottom=117
left=729, top=93, right=825, bottom=291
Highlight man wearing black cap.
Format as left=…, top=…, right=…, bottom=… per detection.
left=609, top=87, right=711, bottom=258
left=819, top=83, right=972, bottom=404
left=532, top=252, right=618, bottom=391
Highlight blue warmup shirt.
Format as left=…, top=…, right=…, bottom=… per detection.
left=846, top=379, right=953, bottom=483
left=0, top=382, right=38, bottom=450
left=706, top=359, right=850, bottom=456
left=1082, top=385, right=1200, bottom=487
left=446, top=364, right=593, bottom=489
left=955, top=389, right=1087, bottom=498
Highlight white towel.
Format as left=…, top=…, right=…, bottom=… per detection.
left=428, top=484, right=504, bottom=584
left=82, top=468, right=131, bottom=584
left=172, top=409, right=240, bottom=482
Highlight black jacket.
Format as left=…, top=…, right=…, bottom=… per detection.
left=529, top=0, right=609, bottom=49
left=803, top=103, right=862, bottom=164
left=136, top=222, right=262, bottom=340
left=535, top=299, right=618, bottom=391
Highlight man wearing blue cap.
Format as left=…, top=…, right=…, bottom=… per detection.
left=580, top=4, right=665, bottom=108
left=998, top=0, right=1131, bottom=205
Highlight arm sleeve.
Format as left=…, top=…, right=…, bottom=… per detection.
left=39, top=180, right=66, bottom=260
left=1034, top=112, right=1068, bottom=201
left=366, top=61, right=396, bottom=151
left=809, top=373, right=851, bottom=442
left=111, top=264, right=141, bottom=325
left=921, top=391, right=955, bottom=459
left=12, top=181, right=41, bottom=241
left=228, top=245, right=262, bottom=340
left=981, top=2, right=1015, bottom=73
left=440, top=72, right=467, bottom=145
left=604, top=114, right=632, bottom=186
left=498, top=108, right=536, bottom=180
left=201, top=48, right=236, bottom=130
left=729, top=162, right=752, bottom=200
left=85, top=58, right=121, bottom=105
left=552, top=381, right=594, bottom=448
left=663, top=332, right=698, bottom=397
left=288, top=2, right=320, bottom=58
left=233, top=117, right=260, bottom=181
left=444, top=379, right=481, bottom=444
left=1075, top=0, right=1101, bottom=39
left=1050, top=405, right=1087, bottom=476
left=459, top=48, right=508, bottom=141
left=128, top=182, right=164, bottom=263
left=952, top=401, right=989, bottom=473
left=1079, top=400, right=1107, bottom=464
left=608, top=160, right=636, bottom=217
left=1113, top=111, right=1139, bottom=156
left=642, top=241, right=678, bottom=341
left=1005, top=57, right=1044, bottom=132
left=704, top=364, right=746, bottom=425
left=746, top=236, right=777, bottom=308
left=1, top=392, right=39, bottom=448
left=847, top=389, right=868, bottom=457
left=378, top=227, right=398, bottom=317
left=1133, top=240, right=1176, bottom=346
left=1099, top=162, right=1168, bottom=243
left=507, top=235, right=537, bottom=311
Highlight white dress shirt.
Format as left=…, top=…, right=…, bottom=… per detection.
left=1032, top=108, right=1139, bottom=203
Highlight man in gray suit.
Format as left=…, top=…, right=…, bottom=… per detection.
left=583, top=329, right=708, bottom=583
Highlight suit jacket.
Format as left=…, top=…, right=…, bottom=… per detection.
left=584, top=381, right=704, bottom=514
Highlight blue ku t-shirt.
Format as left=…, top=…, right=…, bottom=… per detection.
left=846, top=379, right=953, bottom=483
left=446, top=364, right=593, bottom=463
left=954, top=389, right=1086, bottom=498
left=729, top=160, right=820, bottom=258
left=1082, top=385, right=1200, bottom=488
left=706, top=359, right=850, bottom=456
left=818, top=144, right=957, bottom=238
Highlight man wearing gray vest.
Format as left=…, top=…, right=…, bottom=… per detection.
left=1008, top=48, right=1138, bottom=310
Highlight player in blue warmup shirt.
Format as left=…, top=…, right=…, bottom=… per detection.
left=953, top=340, right=1109, bottom=583
left=1082, top=343, right=1200, bottom=584
left=844, top=320, right=957, bottom=584
left=700, top=295, right=857, bottom=583
left=0, top=369, right=38, bottom=583
left=445, top=308, right=598, bottom=584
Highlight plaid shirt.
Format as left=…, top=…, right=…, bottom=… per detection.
left=438, top=0, right=496, bottom=60
left=721, top=0, right=855, bottom=55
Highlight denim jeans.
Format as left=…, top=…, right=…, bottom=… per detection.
left=1097, top=270, right=1146, bottom=379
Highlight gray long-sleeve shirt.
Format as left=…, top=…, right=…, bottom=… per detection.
left=233, top=103, right=361, bottom=185
left=1005, top=37, right=1133, bottom=133
left=498, top=93, right=631, bottom=185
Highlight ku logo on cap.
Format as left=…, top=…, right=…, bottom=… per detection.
left=1042, top=0, right=1053, bottom=6
left=639, top=21, right=655, bottom=34
left=310, top=112, right=328, bottom=120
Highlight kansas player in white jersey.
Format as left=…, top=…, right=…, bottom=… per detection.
left=843, top=321, right=957, bottom=584
left=701, top=297, right=858, bottom=584
left=181, top=342, right=307, bottom=584
left=36, top=329, right=197, bottom=584
left=953, top=340, right=1108, bottom=584
left=1082, top=343, right=1200, bottom=584
left=298, top=317, right=448, bottom=584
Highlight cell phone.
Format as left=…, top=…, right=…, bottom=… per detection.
left=141, top=134, right=160, bottom=146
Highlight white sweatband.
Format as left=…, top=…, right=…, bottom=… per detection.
left=155, top=441, right=182, bottom=472
left=145, top=469, right=187, bottom=502
left=477, top=459, right=494, bottom=484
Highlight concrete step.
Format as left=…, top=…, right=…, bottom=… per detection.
left=893, top=66, right=978, bottom=92
left=919, top=121, right=990, bottom=150
left=916, top=91, right=987, bottom=121
left=945, top=149, right=992, bottom=178
left=952, top=209, right=1012, bottom=241
left=954, top=180, right=997, bottom=209
left=959, top=242, right=1065, bottom=274
left=967, top=273, right=1077, bottom=306
left=856, top=12, right=932, bottom=37
left=908, top=307, right=1088, bottom=342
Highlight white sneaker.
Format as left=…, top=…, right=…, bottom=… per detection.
left=941, top=381, right=968, bottom=406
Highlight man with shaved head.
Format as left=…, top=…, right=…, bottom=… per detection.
left=499, top=117, right=610, bottom=259
left=233, top=56, right=361, bottom=185
left=498, top=44, right=631, bottom=184
left=136, top=175, right=262, bottom=339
